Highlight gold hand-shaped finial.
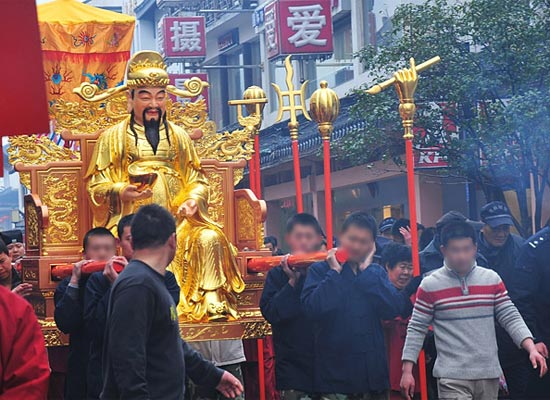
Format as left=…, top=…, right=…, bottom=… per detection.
left=366, top=55, right=441, bottom=140
left=394, top=58, right=418, bottom=140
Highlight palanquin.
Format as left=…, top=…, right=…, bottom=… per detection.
left=7, top=88, right=271, bottom=346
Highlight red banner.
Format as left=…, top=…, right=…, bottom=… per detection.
left=264, top=0, right=333, bottom=60
left=160, top=16, right=207, bottom=60
left=1, top=0, right=49, bottom=137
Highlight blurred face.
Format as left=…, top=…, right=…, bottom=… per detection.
left=339, top=225, right=375, bottom=264
left=84, top=235, right=117, bottom=262
left=264, top=242, right=276, bottom=255
left=0, top=252, right=12, bottom=283
left=482, top=224, right=510, bottom=248
left=386, top=261, right=413, bottom=290
left=285, top=224, right=323, bottom=255
left=441, top=238, right=477, bottom=275
left=119, top=226, right=134, bottom=260
left=7, top=242, right=25, bottom=259
left=129, top=87, right=167, bottom=125
left=380, top=230, right=393, bottom=240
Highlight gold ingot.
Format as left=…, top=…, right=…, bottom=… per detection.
left=309, top=81, right=340, bottom=140
left=243, top=86, right=267, bottom=115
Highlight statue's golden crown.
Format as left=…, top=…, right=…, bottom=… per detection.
left=126, top=50, right=170, bottom=88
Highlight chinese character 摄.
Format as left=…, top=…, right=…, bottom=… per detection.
left=170, top=20, right=202, bottom=53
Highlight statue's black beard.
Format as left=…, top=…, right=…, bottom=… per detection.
left=129, top=108, right=170, bottom=154
left=143, top=107, right=162, bottom=153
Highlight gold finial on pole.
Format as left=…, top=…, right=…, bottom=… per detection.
left=309, top=80, right=340, bottom=248
left=309, top=80, right=340, bottom=140
left=228, top=87, right=268, bottom=133
left=365, top=56, right=441, bottom=95
left=272, top=55, right=311, bottom=140
left=366, top=56, right=440, bottom=140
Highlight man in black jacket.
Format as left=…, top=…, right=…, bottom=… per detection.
left=84, top=213, right=181, bottom=399
left=476, top=201, right=530, bottom=398
left=53, top=227, right=118, bottom=400
left=260, top=213, right=324, bottom=400
left=101, top=204, right=243, bottom=400
left=508, top=226, right=550, bottom=398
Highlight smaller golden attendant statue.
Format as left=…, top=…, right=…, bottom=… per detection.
left=83, top=51, right=245, bottom=322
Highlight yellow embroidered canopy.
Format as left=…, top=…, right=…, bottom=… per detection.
left=38, top=0, right=135, bottom=103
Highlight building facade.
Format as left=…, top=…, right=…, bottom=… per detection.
left=124, top=0, right=485, bottom=247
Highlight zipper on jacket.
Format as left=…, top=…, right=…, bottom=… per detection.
left=460, top=277, right=469, bottom=295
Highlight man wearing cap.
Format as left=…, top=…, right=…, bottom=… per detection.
left=506, top=225, right=550, bottom=398
left=478, top=201, right=524, bottom=291
left=379, top=217, right=396, bottom=241
left=0, top=229, right=25, bottom=273
left=477, top=201, right=532, bottom=398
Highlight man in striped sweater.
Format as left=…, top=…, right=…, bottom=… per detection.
left=400, top=221, right=547, bottom=400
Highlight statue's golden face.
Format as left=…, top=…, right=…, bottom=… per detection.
left=129, top=87, right=168, bottom=125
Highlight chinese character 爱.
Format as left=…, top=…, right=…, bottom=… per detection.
left=287, top=4, right=327, bottom=47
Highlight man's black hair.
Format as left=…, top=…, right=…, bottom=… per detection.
left=131, top=204, right=176, bottom=250
left=117, top=214, right=135, bottom=239
left=264, top=236, right=278, bottom=247
left=286, top=213, right=323, bottom=235
left=341, top=212, right=378, bottom=240
left=83, top=227, right=115, bottom=252
left=440, top=220, right=477, bottom=247
left=0, top=240, right=9, bottom=257
left=381, top=243, right=412, bottom=269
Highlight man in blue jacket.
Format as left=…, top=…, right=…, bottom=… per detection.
left=301, top=212, right=418, bottom=399
left=260, top=213, right=324, bottom=400
left=53, top=227, right=118, bottom=400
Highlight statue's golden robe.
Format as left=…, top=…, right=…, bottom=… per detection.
left=85, top=117, right=245, bottom=321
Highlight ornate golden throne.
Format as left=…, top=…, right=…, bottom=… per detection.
left=8, top=84, right=271, bottom=346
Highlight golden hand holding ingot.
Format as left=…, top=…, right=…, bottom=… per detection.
left=394, top=58, right=419, bottom=140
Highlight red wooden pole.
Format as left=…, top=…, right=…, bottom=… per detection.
left=323, top=139, right=333, bottom=249
left=257, top=338, right=266, bottom=400
left=251, top=134, right=266, bottom=400
left=249, top=157, right=257, bottom=195
left=292, top=139, right=304, bottom=212
left=254, top=135, right=262, bottom=197
left=405, top=139, right=428, bottom=400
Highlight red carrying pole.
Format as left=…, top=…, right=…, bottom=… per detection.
left=257, top=339, right=266, bottom=400
left=254, top=135, right=262, bottom=197
left=249, top=157, right=257, bottom=195
left=405, top=139, right=428, bottom=400
left=292, top=139, right=304, bottom=212
left=252, top=135, right=266, bottom=400
left=323, top=139, right=333, bottom=249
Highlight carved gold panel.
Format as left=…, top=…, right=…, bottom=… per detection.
left=25, top=201, right=40, bottom=248
left=41, top=173, right=79, bottom=244
left=204, top=170, right=225, bottom=227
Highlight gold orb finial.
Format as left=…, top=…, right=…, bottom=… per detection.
left=243, top=86, right=267, bottom=115
left=309, top=81, right=340, bottom=140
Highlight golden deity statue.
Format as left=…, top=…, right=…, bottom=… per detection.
left=85, top=51, right=245, bottom=322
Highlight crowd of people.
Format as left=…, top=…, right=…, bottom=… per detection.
left=261, top=202, right=550, bottom=400
left=1, top=200, right=550, bottom=400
